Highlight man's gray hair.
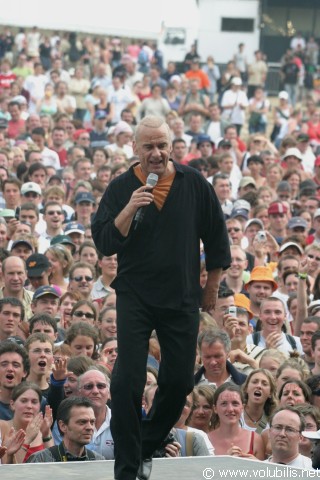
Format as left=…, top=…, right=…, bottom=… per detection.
left=135, top=115, right=171, bottom=142
left=77, top=366, right=110, bottom=390
left=197, top=328, right=231, bottom=353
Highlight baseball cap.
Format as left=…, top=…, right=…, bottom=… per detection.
left=11, top=239, right=33, bottom=251
left=0, top=209, right=15, bottom=218
left=245, top=266, right=277, bottom=291
left=302, top=429, right=320, bottom=440
left=51, top=234, right=76, bottom=253
left=21, top=182, right=42, bottom=196
left=74, top=192, right=96, bottom=205
left=282, top=147, right=303, bottom=161
left=218, top=139, right=232, bottom=148
left=95, top=110, right=107, bottom=120
left=26, top=254, right=51, bottom=277
left=279, top=242, right=303, bottom=255
left=268, top=202, right=288, bottom=215
left=230, top=208, right=249, bottom=220
left=244, top=218, right=264, bottom=231
left=278, top=91, right=289, bottom=100
left=114, top=121, right=133, bottom=137
left=296, top=133, right=309, bottom=143
left=64, top=222, right=85, bottom=235
left=233, top=199, right=251, bottom=212
left=276, top=181, right=291, bottom=193
left=196, top=134, right=214, bottom=147
left=33, top=285, right=60, bottom=300
left=239, top=176, right=256, bottom=189
left=231, top=77, right=242, bottom=86
left=287, top=217, right=308, bottom=230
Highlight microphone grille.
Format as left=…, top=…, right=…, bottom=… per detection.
left=146, top=173, right=158, bottom=188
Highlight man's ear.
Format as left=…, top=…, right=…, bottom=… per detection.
left=58, top=420, right=67, bottom=435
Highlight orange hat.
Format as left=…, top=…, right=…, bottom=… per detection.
left=244, top=266, right=277, bottom=291
left=234, top=293, right=253, bottom=319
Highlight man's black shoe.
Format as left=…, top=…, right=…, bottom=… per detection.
left=137, top=457, right=152, bottom=480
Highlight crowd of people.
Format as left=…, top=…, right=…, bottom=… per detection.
left=0, top=25, right=319, bottom=473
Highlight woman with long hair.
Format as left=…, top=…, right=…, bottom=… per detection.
left=45, top=244, right=73, bottom=292
left=2, top=382, right=53, bottom=463
left=208, top=383, right=265, bottom=459
left=241, top=369, right=277, bottom=433
left=186, top=385, right=215, bottom=434
left=276, top=357, right=311, bottom=394
left=64, top=321, right=99, bottom=360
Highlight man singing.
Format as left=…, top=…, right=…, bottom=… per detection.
left=92, top=115, right=231, bottom=480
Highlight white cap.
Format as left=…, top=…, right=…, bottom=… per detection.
left=21, top=182, right=42, bottom=196
left=244, top=218, right=264, bottom=231
left=302, top=429, right=320, bottom=440
left=278, top=90, right=289, bottom=100
left=282, top=147, right=303, bottom=161
left=231, top=77, right=242, bottom=86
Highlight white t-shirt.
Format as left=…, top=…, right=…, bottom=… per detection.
left=246, top=331, right=303, bottom=355
left=265, top=453, right=312, bottom=469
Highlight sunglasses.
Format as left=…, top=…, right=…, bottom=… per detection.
left=81, top=382, right=108, bottom=391
left=72, top=276, right=93, bottom=282
left=308, top=254, right=320, bottom=262
left=46, top=210, right=63, bottom=215
left=228, top=227, right=241, bottom=233
left=73, top=311, right=95, bottom=319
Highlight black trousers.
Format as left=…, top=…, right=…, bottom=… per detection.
left=111, top=290, right=199, bottom=480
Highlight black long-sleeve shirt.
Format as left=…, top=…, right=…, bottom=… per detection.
left=92, top=161, right=231, bottom=311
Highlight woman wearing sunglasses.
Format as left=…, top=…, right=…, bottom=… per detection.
left=70, top=300, right=98, bottom=326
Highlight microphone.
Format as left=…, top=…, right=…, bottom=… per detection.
left=134, top=173, right=158, bottom=228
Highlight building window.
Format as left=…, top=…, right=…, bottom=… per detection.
left=221, top=18, right=254, bottom=32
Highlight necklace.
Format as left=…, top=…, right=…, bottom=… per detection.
left=244, top=408, right=263, bottom=425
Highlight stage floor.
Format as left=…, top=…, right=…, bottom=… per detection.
left=0, top=455, right=312, bottom=479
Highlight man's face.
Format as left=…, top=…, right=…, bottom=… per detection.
left=300, top=323, right=318, bottom=356
left=214, top=179, right=231, bottom=202
left=245, top=224, right=261, bottom=244
left=29, top=169, right=46, bottom=189
left=31, top=134, right=45, bottom=150
left=246, top=282, right=273, bottom=308
left=3, top=257, right=26, bottom=295
left=200, top=341, right=228, bottom=378
left=32, top=294, right=59, bottom=317
left=312, top=339, right=320, bottom=367
left=99, top=255, right=117, bottom=277
left=69, top=268, right=94, bottom=298
left=10, top=244, right=33, bottom=261
left=313, top=217, right=320, bottom=235
left=78, top=370, right=110, bottom=409
left=209, top=105, right=220, bottom=120
left=279, top=258, right=299, bottom=277
left=28, top=270, right=50, bottom=291
left=189, top=116, right=201, bottom=132
left=269, top=410, right=301, bottom=458
left=8, top=104, right=20, bottom=122
left=28, top=340, right=53, bottom=376
left=3, top=183, right=21, bottom=208
left=133, top=124, right=172, bottom=180
left=214, top=295, right=235, bottom=328
left=172, top=141, right=187, bottom=161
left=31, top=321, right=57, bottom=341
left=59, top=406, right=95, bottom=447
left=0, top=352, right=27, bottom=390
left=76, top=201, right=94, bottom=219
left=43, top=205, right=63, bottom=231
left=226, top=221, right=243, bottom=245
left=233, top=313, right=250, bottom=343
left=198, top=142, right=212, bottom=158
left=0, top=304, right=22, bottom=339
left=305, top=199, right=319, bottom=215
left=20, top=209, right=38, bottom=230
left=219, top=157, right=233, bottom=174
left=228, top=248, right=247, bottom=280
left=52, top=129, right=65, bottom=148
left=75, top=161, right=92, bottom=181
left=260, top=299, right=285, bottom=334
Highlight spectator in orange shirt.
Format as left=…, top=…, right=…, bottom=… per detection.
left=185, top=58, right=210, bottom=92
